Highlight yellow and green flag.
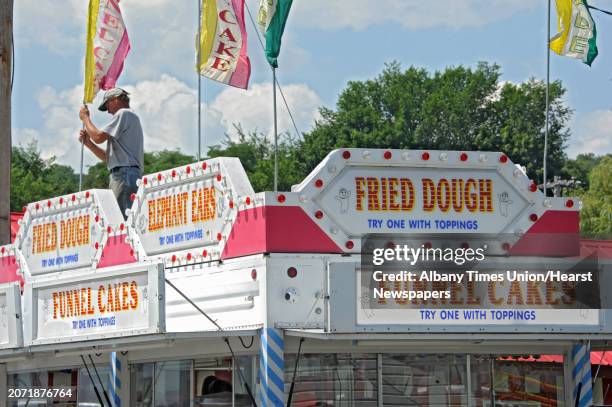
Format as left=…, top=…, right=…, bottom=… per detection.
left=550, top=0, right=598, bottom=66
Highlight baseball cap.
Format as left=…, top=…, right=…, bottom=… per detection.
left=98, top=88, right=129, bottom=111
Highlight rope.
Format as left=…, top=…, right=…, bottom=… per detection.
left=244, top=2, right=303, bottom=138
left=588, top=5, right=612, bottom=15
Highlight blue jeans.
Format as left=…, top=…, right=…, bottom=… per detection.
left=110, top=166, right=141, bottom=219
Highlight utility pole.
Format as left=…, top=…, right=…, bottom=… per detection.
left=0, top=0, right=13, bottom=245
left=540, top=176, right=582, bottom=197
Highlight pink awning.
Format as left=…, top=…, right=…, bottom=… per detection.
left=499, top=352, right=612, bottom=366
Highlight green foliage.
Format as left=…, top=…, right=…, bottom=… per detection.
left=301, top=61, right=570, bottom=182
left=9, top=61, right=607, bottom=243
left=563, top=153, right=606, bottom=192
left=208, top=126, right=304, bottom=192
left=579, top=156, right=612, bottom=239
left=143, top=150, right=195, bottom=174
left=10, top=146, right=197, bottom=211
left=11, top=142, right=78, bottom=211
left=82, top=150, right=196, bottom=190
left=83, top=162, right=109, bottom=190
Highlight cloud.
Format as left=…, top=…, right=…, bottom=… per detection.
left=14, top=0, right=197, bottom=80
left=210, top=82, right=322, bottom=140
left=15, top=0, right=538, bottom=59
left=13, top=75, right=322, bottom=170
left=14, top=0, right=86, bottom=53
left=567, top=110, right=612, bottom=158
left=292, top=0, right=537, bottom=30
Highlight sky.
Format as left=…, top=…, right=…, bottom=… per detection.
left=11, top=0, right=612, bottom=171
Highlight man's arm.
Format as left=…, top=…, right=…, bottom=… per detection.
left=79, top=106, right=110, bottom=144
left=79, top=130, right=107, bottom=162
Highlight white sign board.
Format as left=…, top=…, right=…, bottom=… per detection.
left=356, top=308, right=600, bottom=326
left=326, top=260, right=603, bottom=333
left=128, top=158, right=254, bottom=264
left=24, top=262, right=165, bottom=345
left=292, top=149, right=577, bottom=253
left=0, top=282, right=23, bottom=349
left=318, top=168, right=528, bottom=235
left=15, top=189, right=124, bottom=275
left=357, top=252, right=602, bottom=327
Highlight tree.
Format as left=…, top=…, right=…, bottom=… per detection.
left=208, top=126, right=304, bottom=192
left=83, top=162, right=110, bottom=190
left=579, top=156, right=612, bottom=239
left=143, top=150, right=195, bottom=174
left=301, top=62, right=571, bottom=183
left=82, top=149, right=197, bottom=190
left=11, top=142, right=78, bottom=211
left=563, top=153, right=606, bottom=192
left=10, top=146, right=200, bottom=210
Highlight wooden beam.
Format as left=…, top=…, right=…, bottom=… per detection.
left=0, top=0, right=13, bottom=245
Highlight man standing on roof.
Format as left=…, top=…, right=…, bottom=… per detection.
left=78, top=87, right=144, bottom=219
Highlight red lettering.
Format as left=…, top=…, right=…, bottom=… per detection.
left=215, top=42, right=236, bottom=59
left=53, top=293, right=59, bottom=319
left=97, top=28, right=116, bottom=44
left=105, top=0, right=121, bottom=13
left=94, top=46, right=110, bottom=59
left=464, top=179, right=478, bottom=212
left=400, top=179, right=415, bottom=211
left=437, top=179, right=450, bottom=212
left=130, top=281, right=139, bottom=310
left=388, top=178, right=400, bottom=211
left=102, top=12, right=122, bottom=30
left=219, top=27, right=237, bottom=42
left=355, top=177, right=366, bottom=211
left=219, top=10, right=237, bottom=24
left=422, top=179, right=436, bottom=212
left=366, top=178, right=380, bottom=210
left=211, top=57, right=231, bottom=71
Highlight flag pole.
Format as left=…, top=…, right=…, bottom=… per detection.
left=544, top=0, right=551, bottom=196
left=273, top=67, right=278, bottom=192
left=79, top=126, right=84, bottom=191
left=79, top=103, right=87, bottom=192
left=197, top=0, right=202, bottom=161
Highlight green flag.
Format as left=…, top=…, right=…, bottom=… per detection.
left=258, top=0, right=294, bottom=68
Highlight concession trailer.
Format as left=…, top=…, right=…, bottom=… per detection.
left=0, top=149, right=610, bottom=407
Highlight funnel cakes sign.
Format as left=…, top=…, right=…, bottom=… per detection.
left=24, top=262, right=164, bottom=345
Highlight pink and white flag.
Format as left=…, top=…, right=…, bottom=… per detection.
left=197, top=0, right=251, bottom=89
left=84, top=0, right=131, bottom=103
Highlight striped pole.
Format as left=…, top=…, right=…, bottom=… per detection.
left=259, top=327, right=285, bottom=406
left=572, top=342, right=594, bottom=407
left=109, top=352, right=129, bottom=407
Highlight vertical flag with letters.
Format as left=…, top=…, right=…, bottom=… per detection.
left=257, top=0, right=294, bottom=68
left=83, top=0, right=131, bottom=103
left=197, top=0, right=251, bottom=89
left=550, top=0, right=598, bottom=66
